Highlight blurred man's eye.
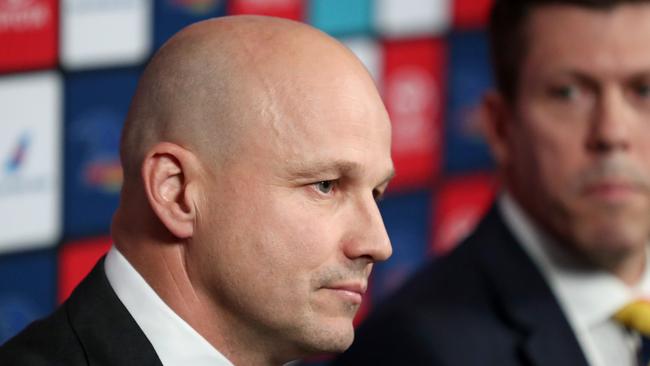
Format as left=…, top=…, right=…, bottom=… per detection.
left=548, top=85, right=577, bottom=100
left=632, top=82, right=650, bottom=98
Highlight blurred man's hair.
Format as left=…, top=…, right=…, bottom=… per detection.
left=489, top=0, right=650, bottom=101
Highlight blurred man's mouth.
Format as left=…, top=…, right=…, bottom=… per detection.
left=582, top=180, right=643, bottom=204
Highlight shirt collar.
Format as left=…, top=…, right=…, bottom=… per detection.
left=498, top=193, right=650, bottom=331
left=104, top=246, right=234, bottom=366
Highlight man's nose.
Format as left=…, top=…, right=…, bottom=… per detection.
left=586, top=89, right=632, bottom=153
left=343, top=194, right=392, bottom=263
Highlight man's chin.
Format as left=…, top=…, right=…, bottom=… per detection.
left=295, top=319, right=355, bottom=356
left=573, top=224, right=647, bottom=265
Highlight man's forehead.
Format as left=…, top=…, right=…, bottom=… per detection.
left=523, top=4, right=650, bottom=78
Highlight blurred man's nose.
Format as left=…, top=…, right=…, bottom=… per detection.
left=586, top=88, right=632, bottom=153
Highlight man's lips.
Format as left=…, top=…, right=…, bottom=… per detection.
left=582, top=180, right=642, bottom=201
left=322, top=282, right=367, bottom=304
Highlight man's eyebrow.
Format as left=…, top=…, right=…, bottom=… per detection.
left=626, top=71, right=650, bottom=82
left=287, top=160, right=362, bottom=179
left=557, top=70, right=650, bottom=86
left=288, top=161, right=395, bottom=187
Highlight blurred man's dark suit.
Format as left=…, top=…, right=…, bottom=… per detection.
left=0, top=259, right=162, bottom=366
left=333, top=205, right=590, bottom=366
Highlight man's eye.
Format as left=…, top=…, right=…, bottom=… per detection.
left=315, top=180, right=335, bottom=194
left=633, top=83, right=650, bottom=98
left=548, top=85, right=577, bottom=100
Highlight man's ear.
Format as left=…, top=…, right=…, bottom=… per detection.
left=481, top=91, right=513, bottom=167
left=141, top=142, right=200, bottom=239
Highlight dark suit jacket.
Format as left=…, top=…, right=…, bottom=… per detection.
left=333, top=206, right=591, bottom=366
left=0, top=258, right=163, bottom=366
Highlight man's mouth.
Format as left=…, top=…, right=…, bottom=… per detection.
left=322, top=282, right=367, bottom=304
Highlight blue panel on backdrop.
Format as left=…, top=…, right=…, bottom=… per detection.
left=0, top=249, right=56, bottom=344
left=64, top=68, right=140, bottom=238
left=445, top=31, right=494, bottom=173
left=371, top=190, right=431, bottom=304
left=308, top=0, right=372, bottom=37
left=155, top=0, right=227, bottom=48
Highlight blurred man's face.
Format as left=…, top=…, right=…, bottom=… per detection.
left=500, top=4, right=650, bottom=265
left=188, top=64, right=394, bottom=358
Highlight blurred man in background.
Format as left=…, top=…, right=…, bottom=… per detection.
left=0, top=15, right=394, bottom=366
left=335, top=0, right=650, bottom=365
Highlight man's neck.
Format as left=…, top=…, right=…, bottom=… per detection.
left=500, top=190, right=649, bottom=286
left=603, top=247, right=647, bottom=286
left=117, top=241, right=292, bottom=366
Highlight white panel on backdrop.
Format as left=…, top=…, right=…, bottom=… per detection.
left=0, top=72, right=62, bottom=253
left=342, top=37, right=383, bottom=87
left=61, top=0, right=152, bottom=70
left=375, top=0, right=450, bottom=38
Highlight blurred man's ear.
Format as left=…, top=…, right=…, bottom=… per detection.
left=141, top=142, right=199, bottom=239
left=481, top=90, right=512, bottom=168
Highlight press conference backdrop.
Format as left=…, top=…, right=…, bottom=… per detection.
left=0, top=0, right=496, bottom=345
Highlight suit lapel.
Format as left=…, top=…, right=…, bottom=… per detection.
left=471, top=206, right=590, bottom=366
left=64, top=257, right=163, bottom=366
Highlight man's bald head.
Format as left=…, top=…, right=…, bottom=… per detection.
left=113, top=16, right=393, bottom=364
left=120, top=15, right=376, bottom=186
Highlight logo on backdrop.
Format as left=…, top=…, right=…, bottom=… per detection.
left=0, top=131, right=49, bottom=196
left=4, top=132, right=29, bottom=174
left=387, top=66, right=439, bottom=153
left=70, top=109, right=123, bottom=193
left=0, top=0, right=50, bottom=32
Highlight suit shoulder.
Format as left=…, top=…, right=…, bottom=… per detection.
left=387, top=237, right=487, bottom=309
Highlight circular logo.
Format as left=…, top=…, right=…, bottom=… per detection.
left=387, top=66, right=439, bottom=152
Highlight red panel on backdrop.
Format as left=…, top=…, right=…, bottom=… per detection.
left=453, top=0, right=493, bottom=29
left=383, top=38, right=446, bottom=192
left=432, top=173, right=496, bottom=255
left=0, top=0, right=58, bottom=73
left=228, top=0, right=304, bottom=20
left=58, top=237, right=112, bottom=303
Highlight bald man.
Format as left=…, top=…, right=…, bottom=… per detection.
left=0, top=16, right=394, bottom=366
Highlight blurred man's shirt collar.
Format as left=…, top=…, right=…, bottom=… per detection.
left=499, top=192, right=650, bottom=366
left=104, top=246, right=234, bottom=366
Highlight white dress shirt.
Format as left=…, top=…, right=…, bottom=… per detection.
left=104, top=246, right=234, bottom=366
left=500, top=194, right=650, bottom=366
